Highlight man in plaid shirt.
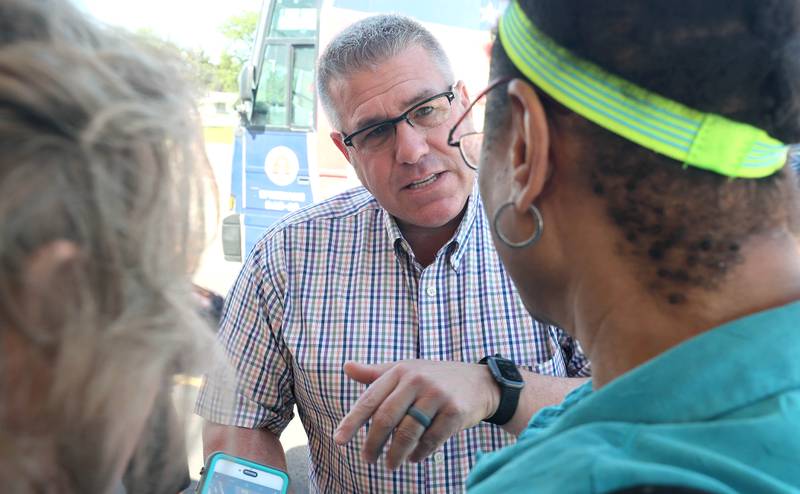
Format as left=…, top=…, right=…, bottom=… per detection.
left=197, top=14, right=590, bottom=493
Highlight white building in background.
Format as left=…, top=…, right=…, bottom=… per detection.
left=198, top=91, right=239, bottom=128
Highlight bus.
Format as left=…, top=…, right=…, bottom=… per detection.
left=222, top=0, right=507, bottom=261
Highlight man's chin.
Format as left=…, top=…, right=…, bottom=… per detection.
left=402, top=201, right=469, bottom=230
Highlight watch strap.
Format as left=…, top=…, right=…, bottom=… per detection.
left=486, top=379, right=519, bottom=425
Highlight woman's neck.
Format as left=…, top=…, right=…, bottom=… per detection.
left=570, top=230, right=800, bottom=388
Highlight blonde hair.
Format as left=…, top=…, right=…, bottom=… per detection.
left=0, top=0, right=220, bottom=491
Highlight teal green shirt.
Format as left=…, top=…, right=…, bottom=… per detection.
left=467, top=301, right=800, bottom=494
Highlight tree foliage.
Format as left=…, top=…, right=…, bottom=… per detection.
left=213, top=10, right=259, bottom=92
left=135, top=28, right=216, bottom=94
left=220, top=11, right=259, bottom=65
left=136, top=9, right=259, bottom=93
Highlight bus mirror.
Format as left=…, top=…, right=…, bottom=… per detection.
left=237, top=63, right=256, bottom=125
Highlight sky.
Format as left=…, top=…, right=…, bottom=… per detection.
left=74, top=0, right=262, bottom=61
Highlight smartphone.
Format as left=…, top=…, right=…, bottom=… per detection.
left=196, top=452, right=289, bottom=494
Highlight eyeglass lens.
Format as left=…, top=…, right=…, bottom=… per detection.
left=453, top=97, right=487, bottom=169
left=352, top=93, right=454, bottom=151
left=459, top=132, right=484, bottom=170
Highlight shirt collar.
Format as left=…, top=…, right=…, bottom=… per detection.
left=382, top=207, right=408, bottom=255
left=546, top=300, right=800, bottom=434
left=382, top=179, right=480, bottom=270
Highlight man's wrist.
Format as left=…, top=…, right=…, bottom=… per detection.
left=478, top=354, right=525, bottom=425
left=478, top=363, right=502, bottom=421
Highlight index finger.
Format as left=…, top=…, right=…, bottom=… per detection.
left=334, top=367, right=400, bottom=445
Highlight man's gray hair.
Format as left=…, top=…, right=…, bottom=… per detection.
left=316, top=14, right=455, bottom=130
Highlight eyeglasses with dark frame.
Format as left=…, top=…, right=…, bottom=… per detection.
left=448, top=77, right=513, bottom=170
left=342, top=86, right=456, bottom=153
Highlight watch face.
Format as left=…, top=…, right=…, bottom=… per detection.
left=495, top=358, right=523, bottom=382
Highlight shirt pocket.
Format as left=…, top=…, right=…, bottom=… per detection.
left=529, top=334, right=568, bottom=376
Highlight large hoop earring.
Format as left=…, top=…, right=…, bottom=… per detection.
left=493, top=202, right=544, bottom=249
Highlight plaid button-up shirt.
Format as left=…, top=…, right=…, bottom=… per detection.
left=196, top=186, right=590, bottom=493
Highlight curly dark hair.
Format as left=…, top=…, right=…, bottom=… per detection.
left=486, top=0, right=800, bottom=303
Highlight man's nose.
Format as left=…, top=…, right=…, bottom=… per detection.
left=394, top=118, right=430, bottom=165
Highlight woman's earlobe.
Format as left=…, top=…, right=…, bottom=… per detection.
left=512, top=163, right=535, bottom=212
left=513, top=163, right=532, bottom=185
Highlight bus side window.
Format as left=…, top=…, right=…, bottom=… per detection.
left=250, top=0, right=319, bottom=129
left=253, top=44, right=289, bottom=127
left=291, top=45, right=315, bottom=128
left=269, top=0, right=318, bottom=38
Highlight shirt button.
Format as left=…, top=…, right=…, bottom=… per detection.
left=433, top=451, right=445, bottom=464
left=426, top=285, right=437, bottom=297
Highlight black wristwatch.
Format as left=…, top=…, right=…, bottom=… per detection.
left=478, top=354, right=525, bottom=425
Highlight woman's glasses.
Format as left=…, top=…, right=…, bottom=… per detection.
left=448, top=77, right=512, bottom=170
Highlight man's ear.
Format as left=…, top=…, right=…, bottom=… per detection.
left=506, top=79, right=551, bottom=212
left=455, top=80, right=471, bottom=108
left=330, top=132, right=352, bottom=163
left=452, top=80, right=477, bottom=132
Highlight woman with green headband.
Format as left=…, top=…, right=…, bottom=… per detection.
left=447, top=0, right=800, bottom=492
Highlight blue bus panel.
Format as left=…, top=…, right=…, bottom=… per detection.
left=233, top=129, right=314, bottom=257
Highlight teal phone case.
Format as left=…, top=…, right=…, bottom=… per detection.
left=198, top=451, right=290, bottom=494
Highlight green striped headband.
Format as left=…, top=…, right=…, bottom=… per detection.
left=498, top=1, right=789, bottom=178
